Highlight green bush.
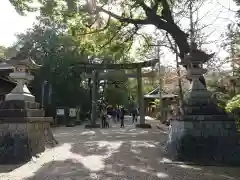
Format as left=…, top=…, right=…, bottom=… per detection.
left=226, top=94, right=240, bottom=130
left=212, top=92, right=230, bottom=109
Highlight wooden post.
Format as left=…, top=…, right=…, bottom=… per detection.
left=137, top=65, right=145, bottom=124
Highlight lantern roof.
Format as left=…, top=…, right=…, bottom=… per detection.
left=180, top=43, right=214, bottom=66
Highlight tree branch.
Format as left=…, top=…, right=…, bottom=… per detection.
left=161, top=0, right=174, bottom=23
left=152, top=0, right=161, bottom=12
left=77, top=15, right=111, bottom=35
left=97, top=7, right=150, bottom=25
left=100, top=27, right=122, bottom=49
left=166, top=33, right=180, bottom=56
left=97, top=1, right=189, bottom=59
left=135, top=0, right=152, bottom=13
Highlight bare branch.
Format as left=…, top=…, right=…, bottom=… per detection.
left=136, top=32, right=151, bottom=46
left=216, top=0, right=238, bottom=13
left=166, top=33, right=181, bottom=57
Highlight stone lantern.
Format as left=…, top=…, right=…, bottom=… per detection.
left=0, top=57, right=57, bottom=164
left=165, top=44, right=240, bottom=165
left=5, top=58, right=41, bottom=102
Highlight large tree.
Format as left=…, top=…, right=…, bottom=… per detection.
left=10, top=18, right=91, bottom=108
left=10, top=0, right=212, bottom=86
left=10, top=0, right=189, bottom=58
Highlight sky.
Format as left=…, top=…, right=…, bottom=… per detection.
left=0, top=0, right=238, bottom=67
left=0, top=0, right=38, bottom=47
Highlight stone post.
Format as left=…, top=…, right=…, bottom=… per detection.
left=85, top=70, right=101, bottom=128
left=91, top=70, right=97, bottom=125
left=136, top=65, right=151, bottom=128
left=137, top=65, right=145, bottom=124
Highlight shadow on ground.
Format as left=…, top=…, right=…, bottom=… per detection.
left=1, top=123, right=240, bottom=180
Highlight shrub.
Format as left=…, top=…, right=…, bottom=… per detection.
left=212, top=92, right=230, bottom=109
left=226, top=94, right=240, bottom=130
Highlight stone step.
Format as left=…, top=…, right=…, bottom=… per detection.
left=0, top=117, right=53, bottom=123
left=0, top=109, right=45, bottom=117
left=0, top=101, right=40, bottom=109
left=181, top=114, right=235, bottom=121
left=183, top=107, right=226, bottom=115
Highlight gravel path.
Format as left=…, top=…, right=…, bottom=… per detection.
left=0, top=116, right=240, bottom=180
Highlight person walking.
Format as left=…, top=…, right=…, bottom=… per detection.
left=135, top=107, right=139, bottom=123
left=132, top=108, right=137, bottom=124
left=101, top=109, right=107, bottom=128
left=116, top=107, right=120, bottom=122
left=120, top=106, right=125, bottom=128
left=111, top=108, right=117, bottom=123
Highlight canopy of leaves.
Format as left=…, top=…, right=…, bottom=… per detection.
left=9, top=0, right=190, bottom=60
left=0, top=46, right=7, bottom=58
left=10, top=18, right=91, bottom=108
left=8, top=16, right=138, bottom=111
left=101, top=70, right=130, bottom=106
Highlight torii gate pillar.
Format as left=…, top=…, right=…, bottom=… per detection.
left=137, top=65, right=145, bottom=124
left=136, top=65, right=152, bottom=128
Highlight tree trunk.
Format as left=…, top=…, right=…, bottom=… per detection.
left=151, top=19, right=207, bottom=87
left=175, top=47, right=184, bottom=109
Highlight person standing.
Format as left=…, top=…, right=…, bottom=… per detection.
left=120, top=106, right=125, bottom=128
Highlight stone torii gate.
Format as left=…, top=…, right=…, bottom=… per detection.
left=75, top=59, right=158, bottom=128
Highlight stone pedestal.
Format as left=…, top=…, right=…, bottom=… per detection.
left=0, top=100, right=57, bottom=164
left=165, top=79, right=240, bottom=165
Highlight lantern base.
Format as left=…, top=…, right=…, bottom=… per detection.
left=5, top=93, right=35, bottom=102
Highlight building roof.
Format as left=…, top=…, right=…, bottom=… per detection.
left=144, top=87, right=178, bottom=99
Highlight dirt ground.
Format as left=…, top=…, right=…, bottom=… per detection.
left=0, top=116, right=239, bottom=180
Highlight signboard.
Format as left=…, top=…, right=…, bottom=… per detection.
left=56, top=109, right=64, bottom=116
left=69, top=108, right=76, bottom=117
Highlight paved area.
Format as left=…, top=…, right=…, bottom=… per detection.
left=0, top=116, right=240, bottom=180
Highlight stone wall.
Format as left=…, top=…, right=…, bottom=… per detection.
left=166, top=120, right=240, bottom=164
left=0, top=120, right=56, bottom=158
